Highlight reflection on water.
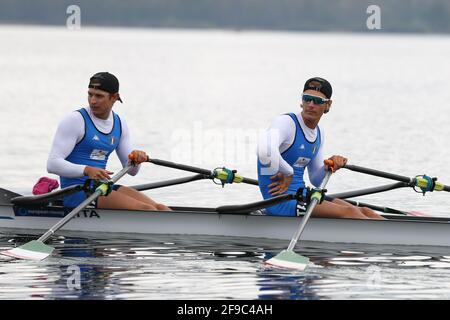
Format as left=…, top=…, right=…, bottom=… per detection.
left=1, top=233, right=450, bottom=300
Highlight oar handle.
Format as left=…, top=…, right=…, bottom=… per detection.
left=324, top=159, right=334, bottom=170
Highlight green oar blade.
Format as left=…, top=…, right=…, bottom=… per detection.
left=264, top=249, right=310, bottom=271
left=1, top=240, right=54, bottom=261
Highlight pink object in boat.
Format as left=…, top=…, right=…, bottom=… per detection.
left=32, top=177, right=60, bottom=195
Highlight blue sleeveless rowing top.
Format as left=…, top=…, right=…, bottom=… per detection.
left=60, top=108, right=122, bottom=207
left=257, top=113, right=321, bottom=216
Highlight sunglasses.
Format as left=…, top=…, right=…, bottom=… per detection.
left=302, top=94, right=330, bottom=105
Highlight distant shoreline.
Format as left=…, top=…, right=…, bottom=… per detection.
left=1, top=22, right=450, bottom=36
left=1, top=0, right=449, bottom=35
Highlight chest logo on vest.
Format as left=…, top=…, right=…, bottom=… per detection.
left=90, top=149, right=109, bottom=161
left=300, top=144, right=305, bottom=150
left=92, top=135, right=100, bottom=141
left=293, top=157, right=311, bottom=167
left=109, top=136, right=116, bottom=145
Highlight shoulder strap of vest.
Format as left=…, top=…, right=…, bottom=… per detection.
left=77, top=107, right=96, bottom=129
left=112, top=111, right=122, bottom=140
left=317, top=125, right=321, bottom=143
left=290, top=113, right=319, bottom=144
left=77, top=108, right=88, bottom=118
left=284, top=113, right=302, bottom=129
left=280, top=113, right=298, bottom=155
left=75, top=108, right=88, bottom=146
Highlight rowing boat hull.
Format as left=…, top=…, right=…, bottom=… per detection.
left=1, top=204, right=450, bottom=246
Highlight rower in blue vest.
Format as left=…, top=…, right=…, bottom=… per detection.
left=47, top=72, right=170, bottom=211
left=257, top=77, right=383, bottom=219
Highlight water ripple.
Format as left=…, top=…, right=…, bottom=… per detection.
left=2, top=232, right=450, bottom=299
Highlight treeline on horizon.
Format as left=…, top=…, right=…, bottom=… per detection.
left=0, top=0, right=449, bottom=33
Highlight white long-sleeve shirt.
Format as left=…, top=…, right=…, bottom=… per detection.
left=257, top=113, right=326, bottom=187
left=47, top=107, right=140, bottom=178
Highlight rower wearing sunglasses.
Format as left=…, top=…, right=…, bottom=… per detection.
left=257, top=77, right=383, bottom=219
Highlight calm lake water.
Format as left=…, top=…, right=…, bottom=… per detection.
left=1, top=25, right=450, bottom=300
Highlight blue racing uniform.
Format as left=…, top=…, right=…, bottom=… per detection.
left=60, top=108, right=122, bottom=207
left=257, top=113, right=321, bottom=216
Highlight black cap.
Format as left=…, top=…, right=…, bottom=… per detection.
left=88, top=72, right=123, bottom=103
left=303, top=77, right=332, bottom=99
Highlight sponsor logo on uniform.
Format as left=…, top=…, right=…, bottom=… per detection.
left=90, top=149, right=108, bottom=160
left=300, top=144, right=305, bottom=150
left=293, top=157, right=311, bottom=167
left=92, top=135, right=100, bottom=141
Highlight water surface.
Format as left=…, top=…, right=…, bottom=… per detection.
left=1, top=25, right=450, bottom=299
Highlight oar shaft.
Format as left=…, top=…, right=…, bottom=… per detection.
left=148, top=158, right=259, bottom=186
left=148, top=158, right=212, bottom=176
left=287, top=170, right=332, bottom=251
left=131, top=174, right=207, bottom=191
left=327, top=182, right=408, bottom=199
left=37, top=189, right=102, bottom=242
left=345, top=164, right=450, bottom=193
left=216, top=193, right=296, bottom=213
left=241, top=177, right=259, bottom=186
left=37, top=165, right=133, bottom=243
left=344, top=164, right=413, bottom=184
left=342, top=199, right=407, bottom=215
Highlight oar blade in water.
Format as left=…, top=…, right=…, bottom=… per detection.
left=264, top=249, right=310, bottom=271
left=1, top=240, right=54, bottom=261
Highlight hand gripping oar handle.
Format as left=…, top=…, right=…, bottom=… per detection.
left=37, top=164, right=134, bottom=243
left=146, top=157, right=259, bottom=186
left=344, top=164, right=450, bottom=193
left=286, top=160, right=333, bottom=251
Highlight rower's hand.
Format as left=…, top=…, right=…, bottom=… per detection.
left=326, top=155, right=348, bottom=172
left=268, top=173, right=293, bottom=196
left=84, top=166, right=113, bottom=180
left=129, top=150, right=148, bottom=165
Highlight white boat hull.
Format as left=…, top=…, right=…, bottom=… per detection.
left=1, top=204, right=450, bottom=247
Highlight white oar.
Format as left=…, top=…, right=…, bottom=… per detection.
left=1, top=164, right=134, bottom=261
left=265, top=164, right=333, bottom=271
